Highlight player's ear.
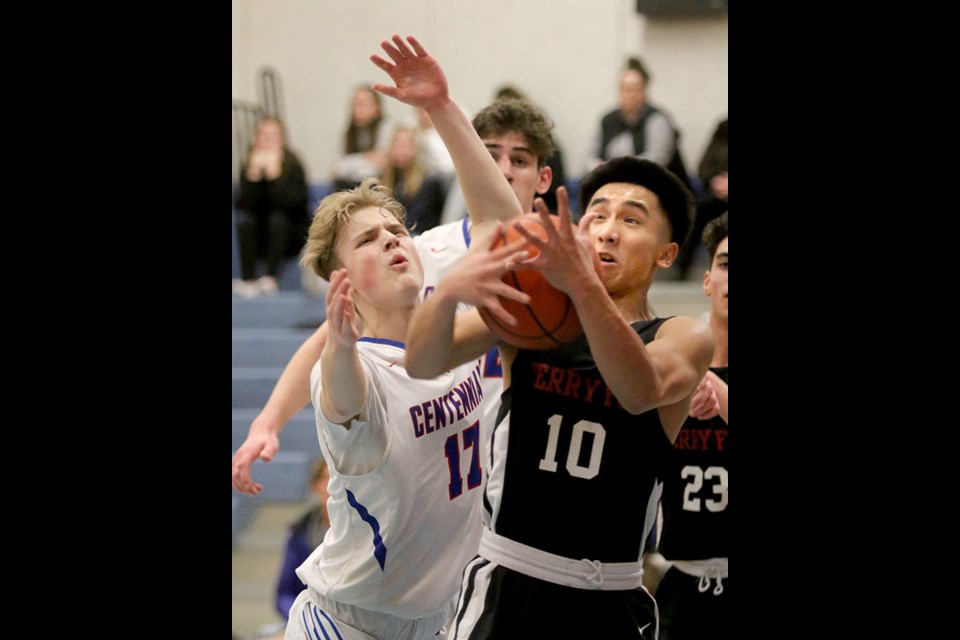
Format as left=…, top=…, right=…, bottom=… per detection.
left=536, top=165, right=553, bottom=195
left=703, top=269, right=712, bottom=296
left=655, top=242, right=678, bottom=269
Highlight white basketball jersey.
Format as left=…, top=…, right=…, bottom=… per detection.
left=414, top=218, right=473, bottom=303
left=415, top=219, right=505, bottom=444
left=299, top=339, right=486, bottom=618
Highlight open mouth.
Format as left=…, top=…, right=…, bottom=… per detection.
left=598, top=252, right=616, bottom=264
left=390, top=253, right=408, bottom=267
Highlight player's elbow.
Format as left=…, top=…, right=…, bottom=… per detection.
left=620, top=395, right=658, bottom=416
left=618, top=381, right=676, bottom=415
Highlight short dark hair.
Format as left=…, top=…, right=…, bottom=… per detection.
left=702, top=211, right=728, bottom=263
left=578, top=157, right=694, bottom=246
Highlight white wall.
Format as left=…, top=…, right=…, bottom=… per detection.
left=233, top=0, right=727, bottom=185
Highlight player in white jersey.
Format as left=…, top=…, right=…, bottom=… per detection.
left=285, top=178, right=529, bottom=640
left=300, top=342, right=485, bottom=625
left=232, top=93, right=556, bottom=498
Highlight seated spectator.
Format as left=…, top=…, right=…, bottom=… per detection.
left=233, top=116, right=309, bottom=297
left=330, top=85, right=395, bottom=191
left=587, top=56, right=693, bottom=197
left=675, top=117, right=727, bottom=280
left=381, top=124, right=447, bottom=235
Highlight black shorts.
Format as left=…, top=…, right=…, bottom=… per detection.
left=655, top=566, right=727, bottom=640
left=451, top=556, right=658, bottom=639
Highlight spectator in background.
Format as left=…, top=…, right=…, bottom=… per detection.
left=494, top=85, right=567, bottom=214
left=275, top=457, right=331, bottom=620
left=588, top=56, right=693, bottom=197
left=234, top=116, right=310, bottom=298
left=674, top=117, right=727, bottom=280
left=381, top=124, right=448, bottom=235
left=331, top=85, right=396, bottom=191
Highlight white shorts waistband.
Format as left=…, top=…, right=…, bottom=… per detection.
left=478, top=528, right=644, bottom=591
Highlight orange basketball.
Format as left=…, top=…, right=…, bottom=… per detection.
left=477, top=214, right=584, bottom=350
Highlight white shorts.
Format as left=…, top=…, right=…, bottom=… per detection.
left=284, top=589, right=450, bottom=640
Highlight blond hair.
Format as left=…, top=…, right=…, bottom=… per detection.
left=300, top=177, right=407, bottom=280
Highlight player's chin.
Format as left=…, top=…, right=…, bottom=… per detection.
left=396, top=272, right=423, bottom=293
left=596, top=266, right=616, bottom=288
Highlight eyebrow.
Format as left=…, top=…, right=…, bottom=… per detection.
left=354, top=219, right=405, bottom=238
left=485, top=142, right=535, bottom=157
left=588, top=197, right=649, bottom=213
left=715, top=251, right=728, bottom=259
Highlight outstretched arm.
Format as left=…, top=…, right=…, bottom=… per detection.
left=370, top=34, right=522, bottom=227
left=232, top=322, right=329, bottom=496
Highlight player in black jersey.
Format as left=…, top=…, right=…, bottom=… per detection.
left=645, top=212, right=728, bottom=640
left=404, top=103, right=715, bottom=637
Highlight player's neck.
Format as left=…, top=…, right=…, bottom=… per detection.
left=710, top=319, right=728, bottom=367
left=613, top=287, right=654, bottom=323
left=358, top=306, right=416, bottom=344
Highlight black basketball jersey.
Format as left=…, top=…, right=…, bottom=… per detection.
left=658, top=366, right=729, bottom=561
left=484, top=318, right=675, bottom=563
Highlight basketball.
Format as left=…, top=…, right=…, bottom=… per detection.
left=477, top=214, right=585, bottom=350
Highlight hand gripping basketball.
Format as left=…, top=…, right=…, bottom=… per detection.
left=477, top=214, right=584, bottom=350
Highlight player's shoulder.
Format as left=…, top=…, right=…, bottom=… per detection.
left=656, top=315, right=713, bottom=345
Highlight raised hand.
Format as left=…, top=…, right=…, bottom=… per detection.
left=369, top=34, right=449, bottom=111
left=231, top=430, right=280, bottom=495
left=512, top=186, right=600, bottom=295
left=326, top=269, right=362, bottom=347
left=437, top=221, right=531, bottom=327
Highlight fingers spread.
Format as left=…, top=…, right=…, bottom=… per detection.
left=512, top=220, right=546, bottom=252
left=369, top=54, right=392, bottom=72
left=393, top=34, right=416, bottom=58
left=533, top=197, right=549, bottom=216
left=491, top=236, right=529, bottom=261
left=493, top=281, right=531, bottom=305
left=406, top=35, right=428, bottom=56
left=577, top=211, right=597, bottom=234
left=379, top=38, right=404, bottom=62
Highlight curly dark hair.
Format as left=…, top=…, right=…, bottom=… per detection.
left=471, top=98, right=555, bottom=168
